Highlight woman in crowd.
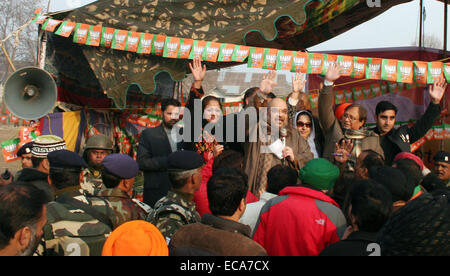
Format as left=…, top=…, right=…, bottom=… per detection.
left=294, top=110, right=324, bottom=158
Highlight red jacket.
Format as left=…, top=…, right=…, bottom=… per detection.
left=253, top=186, right=347, bottom=256
left=194, top=157, right=258, bottom=217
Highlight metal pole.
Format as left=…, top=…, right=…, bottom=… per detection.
left=37, top=0, right=52, bottom=69
left=46, top=0, right=52, bottom=13
left=419, top=0, right=423, bottom=48
left=445, top=0, right=448, bottom=57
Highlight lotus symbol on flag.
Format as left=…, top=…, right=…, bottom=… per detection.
left=103, top=32, right=114, bottom=41
left=77, top=29, right=88, bottom=40
left=179, top=44, right=191, bottom=55
left=414, top=66, right=426, bottom=77
left=206, top=47, right=218, bottom=59
left=194, top=46, right=204, bottom=56
left=429, top=68, right=442, bottom=78
left=369, top=64, right=381, bottom=73
left=251, top=53, right=262, bottom=67
left=279, top=55, right=292, bottom=65
left=167, top=42, right=178, bottom=53
left=154, top=41, right=165, bottom=51
left=324, top=60, right=336, bottom=69
left=354, top=63, right=365, bottom=72
left=236, top=49, right=249, bottom=59
left=90, top=31, right=101, bottom=41
left=311, top=59, right=322, bottom=69
left=340, top=61, right=352, bottom=71
left=127, top=36, right=138, bottom=45
left=294, top=57, right=305, bottom=66
left=266, top=55, right=277, bottom=64
left=115, top=34, right=126, bottom=43
left=221, top=48, right=233, bottom=59
left=385, top=65, right=396, bottom=75
left=400, top=66, right=411, bottom=75
left=4, top=144, right=17, bottom=153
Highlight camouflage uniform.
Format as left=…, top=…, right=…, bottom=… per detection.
left=147, top=191, right=201, bottom=241
left=99, top=188, right=148, bottom=229
left=80, top=167, right=106, bottom=195
left=38, top=187, right=116, bottom=256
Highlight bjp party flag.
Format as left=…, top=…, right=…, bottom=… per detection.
left=248, top=47, right=264, bottom=69
left=366, top=58, right=382, bottom=80
left=291, top=51, right=308, bottom=73
left=381, top=59, right=398, bottom=82
left=217, top=43, right=236, bottom=62
left=55, top=21, right=76, bottom=37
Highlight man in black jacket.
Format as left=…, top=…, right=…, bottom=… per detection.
left=137, top=98, right=183, bottom=207
left=370, top=77, right=447, bottom=165
left=320, top=179, right=392, bottom=256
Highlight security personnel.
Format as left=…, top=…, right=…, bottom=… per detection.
left=12, top=142, right=34, bottom=183
left=38, top=149, right=116, bottom=256
left=147, top=150, right=204, bottom=242
left=81, top=134, right=114, bottom=195
left=433, top=151, right=450, bottom=187
left=99, top=154, right=149, bottom=228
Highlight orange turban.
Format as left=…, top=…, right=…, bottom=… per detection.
left=102, top=220, right=169, bottom=256
left=335, top=102, right=352, bottom=120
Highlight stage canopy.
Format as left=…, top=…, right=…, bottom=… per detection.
left=44, top=0, right=412, bottom=108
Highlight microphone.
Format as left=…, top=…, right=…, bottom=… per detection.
left=280, top=128, right=287, bottom=165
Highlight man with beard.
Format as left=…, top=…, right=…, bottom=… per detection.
left=0, top=183, right=48, bottom=256
left=81, top=134, right=114, bottom=195
left=244, top=97, right=313, bottom=196
left=138, top=98, right=183, bottom=207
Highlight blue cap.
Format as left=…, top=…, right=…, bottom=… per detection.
left=102, top=154, right=139, bottom=179
left=168, top=150, right=204, bottom=171
left=47, top=149, right=88, bottom=169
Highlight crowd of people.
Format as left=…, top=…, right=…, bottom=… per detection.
left=0, top=58, right=449, bottom=256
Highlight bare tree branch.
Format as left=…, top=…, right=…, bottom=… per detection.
left=0, top=0, right=46, bottom=81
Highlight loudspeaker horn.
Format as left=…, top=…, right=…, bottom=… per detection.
left=4, top=67, right=57, bottom=120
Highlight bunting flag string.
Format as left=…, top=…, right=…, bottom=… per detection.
left=32, top=11, right=449, bottom=85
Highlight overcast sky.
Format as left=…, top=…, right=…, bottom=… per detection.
left=49, top=0, right=448, bottom=51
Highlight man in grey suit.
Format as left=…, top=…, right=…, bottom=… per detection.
left=137, top=98, right=183, bottom=207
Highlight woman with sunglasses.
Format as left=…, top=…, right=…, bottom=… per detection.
left=294, top=110, right=324, bottom=158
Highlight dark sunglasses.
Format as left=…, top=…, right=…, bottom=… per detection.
left=297, top=121, right=312, bottom=128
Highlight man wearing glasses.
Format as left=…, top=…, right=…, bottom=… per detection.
left=318, top=64, right=383, bottom=170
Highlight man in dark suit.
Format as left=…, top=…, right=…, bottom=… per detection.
left=370, top=77, right=447, bottom=165
left=137, top=98, right=183, bottom=207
